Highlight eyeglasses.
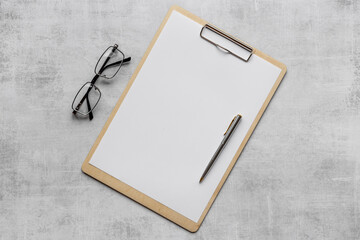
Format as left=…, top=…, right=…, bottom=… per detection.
left=72, top=44, right=131, bottom=120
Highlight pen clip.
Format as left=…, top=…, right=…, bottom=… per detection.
left=224, top=114, right=241, bottom=135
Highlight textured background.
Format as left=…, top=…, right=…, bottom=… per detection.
left=1, top=0, right=360, bottom=239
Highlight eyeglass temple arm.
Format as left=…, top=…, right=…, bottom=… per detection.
left=72, top=57, right=132, bottom=116
left=99, top=57, right=131, bottom=72
left=86, top=95, right=94, bottom=120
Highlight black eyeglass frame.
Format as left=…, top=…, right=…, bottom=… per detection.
left=72, top=44, right=131, bottom=120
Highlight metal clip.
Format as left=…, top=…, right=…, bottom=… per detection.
left=224, top=114, right=242, bottom=135
left=200, top=24, right=253, bottom=62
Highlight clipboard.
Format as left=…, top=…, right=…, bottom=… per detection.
left=82, top=5, right=287, bottom=232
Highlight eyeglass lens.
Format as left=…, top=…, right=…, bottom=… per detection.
left=95, top=46, right=125, bottom=79
left=72, top=82, right=101, bottom=115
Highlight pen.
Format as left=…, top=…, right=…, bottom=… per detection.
left=199, top=114, right=242, bottom=183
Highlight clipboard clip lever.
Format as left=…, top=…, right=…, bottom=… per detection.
left=215, top=44, right=230, bottom=54
left=200, top=24, right=253, bottom=62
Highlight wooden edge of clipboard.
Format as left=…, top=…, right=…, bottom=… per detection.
left=81, top=5, right=287, bottom=233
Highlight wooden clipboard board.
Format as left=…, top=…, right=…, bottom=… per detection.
left=82, top=5, right=287, bottom=232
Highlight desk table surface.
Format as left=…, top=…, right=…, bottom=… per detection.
left=1, top=0, right=359, bottom=239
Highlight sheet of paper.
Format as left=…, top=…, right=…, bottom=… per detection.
left=89, top=10, right=282, bottom=222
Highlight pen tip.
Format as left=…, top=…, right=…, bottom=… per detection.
left=199, top=177, right=204, bottom=183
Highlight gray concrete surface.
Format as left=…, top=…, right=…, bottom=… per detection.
left=1, top=0, right=360, bottom=239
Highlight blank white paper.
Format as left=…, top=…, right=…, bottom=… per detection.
left=89, top=10, right=282, bottom=222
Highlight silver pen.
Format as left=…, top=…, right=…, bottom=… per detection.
left=199, top=114, right=242, bottom=183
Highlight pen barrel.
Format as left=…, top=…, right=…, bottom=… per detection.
left=201, top=142, right=225, bottom=180
left=211, top=142, right=226, bottom=164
